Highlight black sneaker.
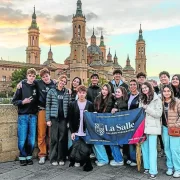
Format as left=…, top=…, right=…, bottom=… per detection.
left=20, top=160, right=27, bottom=166
left=149, top=174, right=156, bottom=179
left=27, top=159, right=33, bottom=165
left=144, top=169, right=149, bottom=174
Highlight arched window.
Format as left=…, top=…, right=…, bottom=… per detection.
left=74, top=25, right=76, bottom=37
left=78, top=25, right=81, bottom=37
left=138, top=47, right=140, bottom=54
left=138, top=64, right=141, bottom=70
left=141, top=47, right=144, bottom=54
left=74, top=49, right=77, bottom=59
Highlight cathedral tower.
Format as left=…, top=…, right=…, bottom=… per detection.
left=26, top=6, right=41, bottom=64
left=99, top=31, right=106, bottom=62
left=70, top=0, right=88, bottom=83
left=91, top=28, right=96, bottom=45
left=135, top=24, right=146, bottom=74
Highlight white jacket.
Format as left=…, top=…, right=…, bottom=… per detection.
left=140, top=92, right=162, bottom=135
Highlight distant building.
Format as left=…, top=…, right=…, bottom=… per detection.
left=0, top=0, right=147, bottom=92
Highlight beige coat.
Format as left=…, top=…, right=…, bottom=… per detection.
left=140, top=92, right=163, bottom=135
left=167, top=98, right=180, bottom=128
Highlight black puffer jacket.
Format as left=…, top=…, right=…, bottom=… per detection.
left=86, top=85, right=101, bottom=103
left=113, top=97, right=128, bottom=111
left=46, top=88, right=71, bottom=121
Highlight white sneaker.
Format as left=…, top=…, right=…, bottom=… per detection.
left=173, top=171, right=180, bottom=178
left=75, top=162, right=80, bottom=167
left=166, top=169, right=173, bottom=176
left=110, top=160, right=124, bottom=166
left=130, top=162, right=137, bottom=167
left=95, top=161, right=108, bottom=167
left=59, top=161, right=65, bottom=166
left=126, top=160, right=132, bottom=165
left=90, top=153, right=96, bottom=159
left=52, top=162, right=58, bottom=166
left=39, top=157, right=45, bottom=164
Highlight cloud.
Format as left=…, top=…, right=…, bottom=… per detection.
left=86, top=12, right=98, bottom=21
left=54, top=14, right=72, bottom=22
left=41, top=28, right=72, bottom=45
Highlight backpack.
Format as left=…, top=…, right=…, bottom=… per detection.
left=69, top=138, right=91, bottom=163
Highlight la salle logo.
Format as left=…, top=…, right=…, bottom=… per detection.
left=95, top=123, right=105, bottom=136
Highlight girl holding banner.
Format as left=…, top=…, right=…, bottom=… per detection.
left=94, top=84, right=113, bottom=166
left=140, top=82, right=162, bottom=179
left=110, top=86, right=128, bottom=166
left=161, top=85, right=180, bottom=178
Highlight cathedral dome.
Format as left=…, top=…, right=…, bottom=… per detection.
left=87, top=45, right=102, bottom=54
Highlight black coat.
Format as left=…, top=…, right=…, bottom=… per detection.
left=128, top=93, right=140, bottom=110
left=113, top=97, right=128, bottom=111
left=94, top=95, right=113, bottom=113
left=86, top=85, right=101, bottom=103
left=68, top=100, right=94, bottom=133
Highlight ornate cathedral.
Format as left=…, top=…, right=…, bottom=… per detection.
left=0, top=0, right=147, bottom=92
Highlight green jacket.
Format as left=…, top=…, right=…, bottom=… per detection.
left=46, top=88, right=70, bottom=121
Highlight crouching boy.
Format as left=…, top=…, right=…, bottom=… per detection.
left=12, top=68, right=38, bottom=166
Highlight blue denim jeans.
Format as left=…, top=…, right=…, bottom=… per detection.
left=93, top=145, right=109, bottom=163
left=141, top=135, right=158, bottom=175
left=18, top=114, right=37, bottom=160
left=129, top=144, right=136, bottom=163
left=110, top=145, right=123, bottom=162
left=162, top=126, right=180, bottom=172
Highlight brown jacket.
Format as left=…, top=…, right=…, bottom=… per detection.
left=167, top=98, right=180, bottom=128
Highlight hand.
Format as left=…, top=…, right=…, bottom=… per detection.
left=68, top=88, right=72, bottom=95
left=47, top=121, right=52, bottom=127
left=17, top=82, right=22, bottom=89
left=22, top=97, right=31, bottom=104
left=111, top=108, right=118, bottom=114
left=71, top=133, right=75, bottom=140
left=53, top=79, right=57, bottom=84
left=143, top=105, right=147, bottom=109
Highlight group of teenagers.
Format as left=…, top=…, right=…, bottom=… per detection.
left=12, top=67, right=180, bottom=179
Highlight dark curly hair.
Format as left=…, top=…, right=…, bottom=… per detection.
left=140, top=81, right=154, bottom=105
left=162, top=84, right=176, bottom=110
left=171, top=74, right=180, bottom=99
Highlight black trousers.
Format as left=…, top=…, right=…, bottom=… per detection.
left=50, top=118, right=67, bottom=163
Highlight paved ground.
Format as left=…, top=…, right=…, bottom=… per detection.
left=0, top=157, right=175, bottom=180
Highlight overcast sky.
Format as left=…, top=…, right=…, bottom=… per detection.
left=0, top=0, right=180, bottom=76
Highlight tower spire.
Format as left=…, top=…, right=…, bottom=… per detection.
left=138, top=23, right=143, bottom=41
left=75, top=0, right=83, bottom=17
left=30, top=6, right=38, bottom=29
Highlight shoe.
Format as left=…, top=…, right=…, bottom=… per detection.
left=173, top=171, right=180, bottom=178
left=90, top=153, right=96, bottom=159
left=52, top=162, right=58, bottom=166
left=95, top=161, right=108, bottom=167
left=59, top=161, right=65, bottom=166
left=144, top=169, right=149, bottom=174
left=20, top=160, right=27, bottom=166
left=39, top=157, right=45, bottom=165
left=74, top=162, right=80, bottom=167
left=110, top=160, right=124, bottom=166
left=149, top=174, right=156, bottom=179
left=130, top=162, right=137, bottom=167
left=27, top=159, right=33, bottom=165
left=166, top=169, right=173, bottom=176
left=126, top=160, right=132, bottom=165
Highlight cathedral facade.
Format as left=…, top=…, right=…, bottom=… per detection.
left=0, top=0, right=147, bottom=92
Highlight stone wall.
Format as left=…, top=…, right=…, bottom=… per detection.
left=0, top=104, right=19, bottom=162
left=0, top=104, right=38, bottom=162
